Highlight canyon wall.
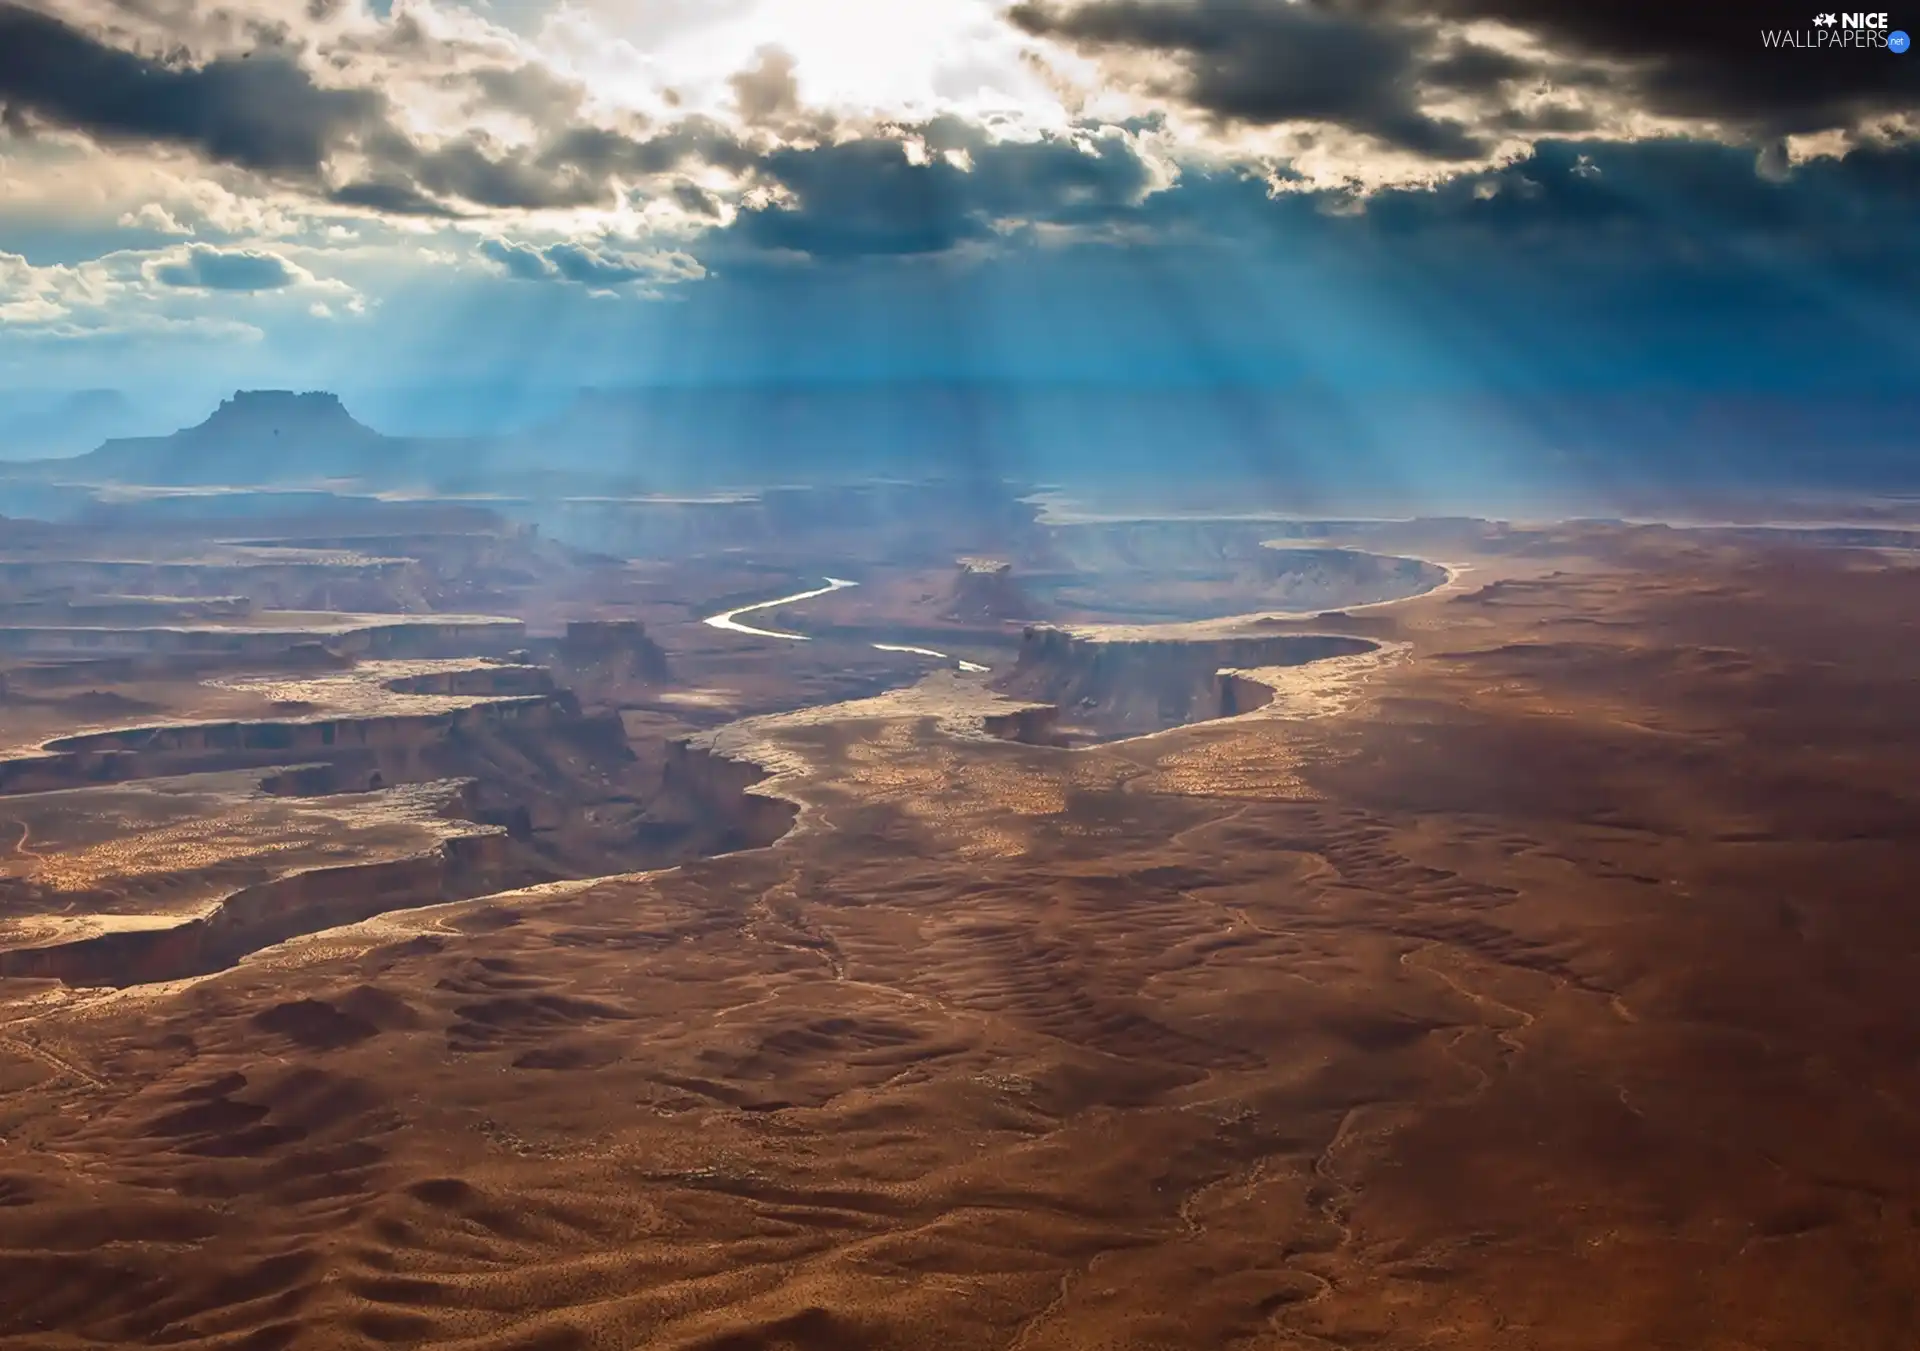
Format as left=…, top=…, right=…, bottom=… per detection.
left=548, top=620, right=671, bottom=688
left=659, top=739, right=800, bottom=852
left=0, top=695, right=567, bottom=795
left=992, top=627, right=1374, bottom=738
left=1215, top=672, right=1280, bottom=719
left=380, top=665, right=556, bottom=697
left=0, top=558, right=429, bottom=611
left=0, top=596, right=254, bottom=624
left=0, top=831, right=513, bottom=988
left=1, top=641, right=353, bottom=691
left=0, top=615, right=524, bottom=659
left=981, top=704, right=1067, bottom=746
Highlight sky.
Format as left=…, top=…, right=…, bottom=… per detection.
left=0, top=0, right=1916, bottom=436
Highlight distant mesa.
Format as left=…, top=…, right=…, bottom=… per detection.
left=54, top=389, right=398, bottom=487
left=942, top=557, right=1041, bottom=624
left=202, top=390, right=368, bottom=439
left=15, top=385, right=1920, bottom=494
left=142, top=390, right=375, bottom=451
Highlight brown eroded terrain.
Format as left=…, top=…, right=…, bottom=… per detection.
left=0, top=507, right=1916, bottom=1349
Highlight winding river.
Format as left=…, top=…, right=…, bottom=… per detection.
left=702, top=577, right=858, bottom=640
left=702, top=577, right=989, bottom=672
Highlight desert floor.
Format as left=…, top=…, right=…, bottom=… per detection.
left=1, top=524, right=1916, bottom=1350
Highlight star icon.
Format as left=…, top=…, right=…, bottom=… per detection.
left=1813, top=12, right=1838, bottom=24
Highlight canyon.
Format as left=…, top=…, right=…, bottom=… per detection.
left=0, top=490, right=1442, bottom=996
left=992, top=627, right=1379, bottom=740
left=0, top=459, right=1913, bottom=1351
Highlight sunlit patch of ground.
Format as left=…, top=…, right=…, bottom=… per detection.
left=0, top=773, right=484, bottom=949
left=202, top=658, right=546, bottom=719
left=0, top=659, right=550, bottom=763
left=1220, top=640, right=1412, bottom=723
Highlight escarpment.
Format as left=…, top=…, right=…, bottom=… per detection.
left=990, top=626, right=1374, bottom=740
left=982, top=704, right=1067, bottom=746
left=0, top=694, right=569, bottom=796
left=656, top=738, right=799, bottom=853
left=0, top=614, right=525, bottom=659
left=0, top=827, right=515, bottom=987
left=0, top=641, right=799, bottom=988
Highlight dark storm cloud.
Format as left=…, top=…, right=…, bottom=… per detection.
left=1420, top=38, right=1537, bottom=94
left=1135, top=137, right=1920, bottom=305
left=0, top=2, right=753, bottom=216
left=731, top=117, right=1162, bottom=257
left=672, top=182, right=724, bottom=218
left=0, top=0, right=381, bottom=173
left=492, top=118, right=752, bottom=210
left=150, top=244, right=299, bottom=289
left=13, top=0, right=1907, bottom=276
left=2, top=2, right=1425, bottom=239
left=328, top=177, right=466, bottom=217
left=1008, top=0, right=1501, bottom=158
left=0, top=3, right=1162, bottom=245
left=381, top=118, right=759, bottom=213
left=1389, top=139, right=1920, bottom=248
left=1011, top=0, right=1920, bottom=147
left=541, top=117, right=758, bottom=180
left=408, top=134, right=609, bottom=210
left=1404, top=0, right=1919, bottom=136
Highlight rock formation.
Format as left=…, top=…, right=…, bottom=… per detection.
left=942, top=557, right=1040, bottom=624
left=42, top=390, right=428, bottom=487
left=540, top=619, right=671, bottom=712
left=557, top=620, right=670, bottom=679
left=991, top=625, right=1377, bottom=739
left=0, top=826, right=514, bottom=987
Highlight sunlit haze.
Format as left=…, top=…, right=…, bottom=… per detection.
left=1, top=0, right=1913, bottom=511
